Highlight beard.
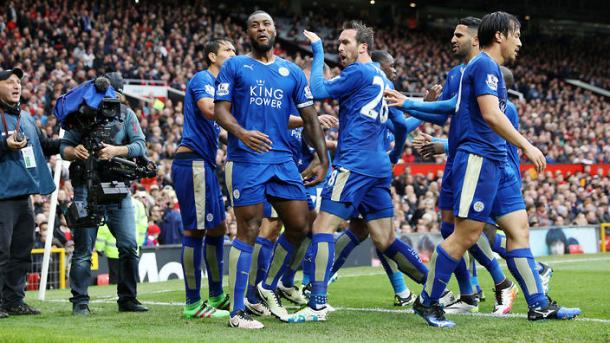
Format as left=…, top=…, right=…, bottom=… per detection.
left=251, top=34, right=276, bottom=53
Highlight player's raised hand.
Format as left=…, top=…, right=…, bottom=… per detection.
left=424, top=84, right=442, bottom=102
left=523, top=143, right=546, bottom=173
left=318, top=114, right=338, bottom=129
left=303, top=30, right=321, bottom=44
left=240, top=130, right=272, bottom=153
left=384, top=89, right=408, bottom=107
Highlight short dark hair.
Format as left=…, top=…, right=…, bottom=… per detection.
left=204, top=38, right=232, bottom=66
left=478, top=11, right=520, bottom=48
left=458, top=16, right=481, bottom=31
left=371, top=50, right=393, bottom=64
left=500, top=66, right=514, bottom=88
left=247, top=10, right=272, bottom=25
left=343, top=20, right=374, bottom=52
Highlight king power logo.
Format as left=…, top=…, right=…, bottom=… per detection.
left=249, top=80, right=284, bottom=108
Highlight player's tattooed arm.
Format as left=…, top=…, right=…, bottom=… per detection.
left=214, top=101, right=272, bottom=153
left=478, top=94, right=546, bottom=173
left=299, top=105, right=329, bottom=186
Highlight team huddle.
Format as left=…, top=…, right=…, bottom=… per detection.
left=172, top=10, right=581, bottom=329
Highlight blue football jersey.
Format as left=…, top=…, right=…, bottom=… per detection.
left=441, top=64, right=465, bottom=160
left=505, top=100, right=520, bottom=175
left=180, top=69, right=220, bottom=166
left=288, top=127, right=307, bottom=172
left=454, top=52, right=508, bottom=162
left=325, top=62, right=391, bottom=177
left=214, top=55, right=314, bottom=164
left=384, top=130, right=395, bottom=152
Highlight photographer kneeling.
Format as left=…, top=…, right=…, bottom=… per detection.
left=60, top=73, right=149, bottom=316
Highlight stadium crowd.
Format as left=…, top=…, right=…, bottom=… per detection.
left=2, top=0, right=610, bottom=252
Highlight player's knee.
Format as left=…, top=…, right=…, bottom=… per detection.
left=370, top=231, right=393, bottom=251
left=455, top=231, right=480, bottom=251
left=282, top=229, right=306, bottom=247
left=503, top=220, right=529, bottom=244
left=236, top=218, right=262, bottom=244
left=348, top=223, right=369, bottom=241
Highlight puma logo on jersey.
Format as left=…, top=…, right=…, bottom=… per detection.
left=243, top=64, right=254, bottom=70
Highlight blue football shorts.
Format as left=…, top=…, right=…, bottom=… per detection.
left=320, top=167, right=393, bottom=221
left=172, top=154, right=226, bottom=230
left=451, top=150, right=503, bottom=223
left=225, top=160, right=307, bottom=207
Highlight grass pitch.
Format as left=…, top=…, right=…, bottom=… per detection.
left=1, top=253, right=609, bottom=342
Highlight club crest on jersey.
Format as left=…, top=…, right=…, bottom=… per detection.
left=473, top=201, right=485, bottom=212
left=486, top=74, right=498, bottom=91
left=217, top=82, right=230, bottom=96
left=206, top=213, right=214, bottom=222
left=205, top=85, right=215, bottom=96
left=249, top=80, right=284, bottom=108
left=233, top=189, right=240, bottom=199
left=279, top=67, right=290, bottom=76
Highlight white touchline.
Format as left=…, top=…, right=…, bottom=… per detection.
left=44, top=298, right=610, bottom=324
left=334, top=307, right=610, bottom=324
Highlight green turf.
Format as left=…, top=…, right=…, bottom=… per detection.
left=1, top=253, right=609, bottom=342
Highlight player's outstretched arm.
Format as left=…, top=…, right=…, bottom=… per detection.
left=303, top=30, right=332, bottom=99
left=214, top=101, right=272, bottom=153
left=478, top=95, right=546, bottom=173
left=385, top=89, right=457, bottom=114
left=299, top=105, right=329, bottom=186
left=404, top=109, right=449, bottom=126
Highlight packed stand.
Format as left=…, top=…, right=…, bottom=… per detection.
left=2, top=0, right=610, bottom=254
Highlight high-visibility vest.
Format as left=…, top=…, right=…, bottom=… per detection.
left=133, top=197, right=148, bottom=246
left=95, top=224, right=119, bottom=259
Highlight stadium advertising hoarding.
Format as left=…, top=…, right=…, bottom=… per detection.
left=530, top=226, right=599, bottom=257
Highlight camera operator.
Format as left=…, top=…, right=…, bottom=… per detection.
left=61, top=73, right=149, bottom=316
left=0, top=68, right=60, bottom=318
